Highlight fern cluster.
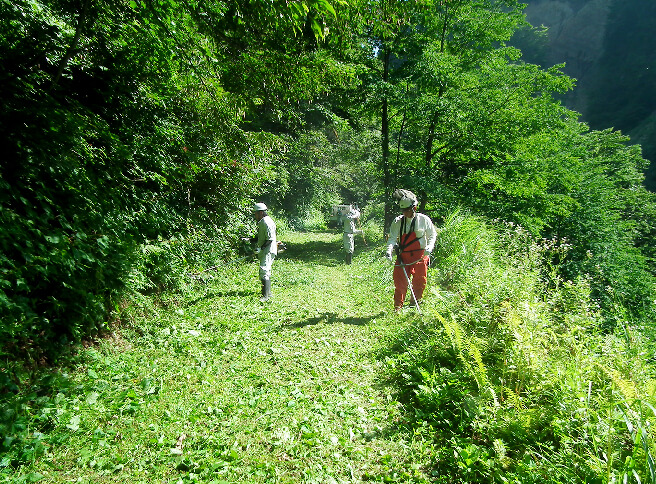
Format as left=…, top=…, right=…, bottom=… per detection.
left=378, top=209, right=656, bottom=483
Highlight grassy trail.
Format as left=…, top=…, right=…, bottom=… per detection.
left=21, top=231, right=431, bottom=483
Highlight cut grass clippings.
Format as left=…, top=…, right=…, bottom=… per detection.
left=3, top=231, right=434, bottom=483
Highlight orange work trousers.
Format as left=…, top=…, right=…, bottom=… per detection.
left=393, top=250, right=428, bottom=309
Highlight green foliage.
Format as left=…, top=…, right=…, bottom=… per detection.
left=0, top=175, right=135, bottom=361
left=341, top=0, right=656, bottom=326
left=0, top=0, right=350, bottom=365
left=430, top=209, right=497, bottom=288
left=1, top=226, right=655, bottom=483
left=129, top=239, right=187, bottom=295
left=381, top=210, right=656, bottom=483
left=5, top=0, right=651, bottom=380
left=266, top=122, right=381, bottom=229
left=2, top=0, right=656, bottom=479
left=417, top=79, right=656, bottom=326
left=506, top=125, right=656, bottom=325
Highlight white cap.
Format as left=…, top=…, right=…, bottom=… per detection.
left=253, top=202, right=267, bottom=212
left=398, top=197, right=417, bottom=209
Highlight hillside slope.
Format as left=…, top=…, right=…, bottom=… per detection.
left=519, top=0, right=656, bottom=190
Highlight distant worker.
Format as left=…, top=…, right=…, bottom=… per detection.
left=251, top=202, right=277, bottom=302
left=385, top=191, right=437, bottom=311
left=339, top=204, right=361, bottom=265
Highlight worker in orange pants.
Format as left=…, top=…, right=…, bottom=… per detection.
left=385, top=191, right=437, bottom=311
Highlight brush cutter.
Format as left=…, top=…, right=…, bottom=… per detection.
left=398, top=260, right=422, bottom=314
left=385, top=251, right=424, bottom=314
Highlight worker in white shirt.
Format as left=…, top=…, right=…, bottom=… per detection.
left=251, top=202, right=277, bottom=302
left=385, top=195, right=437, bottom=311
left=339, top=204, right=361, bottom=265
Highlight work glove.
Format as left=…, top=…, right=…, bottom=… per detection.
left=385, top=252, right=394, bottom=265
left=255, top=247, right=261, bottom=254
left=425, top=251, right=432, bottom=268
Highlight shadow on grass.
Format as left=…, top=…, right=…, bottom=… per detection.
left=277, top=238, right=346, bottom=266
left=184, top=289, right=257, bottom=307
left=286, top=311, right=387, bottom=328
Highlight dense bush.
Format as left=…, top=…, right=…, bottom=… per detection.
left=268, top=125, right=381, bottom=229
left=380, top=210, right=656, bottom=483
left=0, top=0, right=293, bottom=365
left=439, top=122, right=656, bottom=326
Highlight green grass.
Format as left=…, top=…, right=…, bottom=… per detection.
left=3, top=221, right=656, bottom=483
left=1, top=231, right=435, bottom=483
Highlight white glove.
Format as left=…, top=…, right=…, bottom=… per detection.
left=425, top=251, right=431, bottom=267
left=385, top=252, right=394, bottom=265
left=255, top=247, right=261, bottom=254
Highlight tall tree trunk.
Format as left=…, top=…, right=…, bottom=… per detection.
left=419, top=107, right=441, bottom=213
left=418, top=79, right=447, bottom=213
left=50, top=0, right=91, bottom=91
left=382, top=47, right=393, bottom=236
left=395, top=83, right=408, bottom=166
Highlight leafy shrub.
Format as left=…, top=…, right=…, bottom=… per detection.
left=430, top=208, right=497, bottom=289
left=0, top=186, right=135, bottom=364
left=285, top=207, right=327, bottom=231
left=380, top=209, right=656, bottom=483
left=0, top=0, right=277, bottom=373
left=410, top=364, right=480, bottom=433
left=128, top=239, right=186, bottom=294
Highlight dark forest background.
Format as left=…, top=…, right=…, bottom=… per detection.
left=513, top=0, right=656, bottom=191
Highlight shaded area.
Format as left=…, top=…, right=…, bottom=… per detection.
left=277, top=236, right=346, bottom=266
left=286, top=311, right=386, bottom=328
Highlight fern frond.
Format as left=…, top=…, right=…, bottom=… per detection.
left=468, top=337, right=489, bottom=389
left=503, top=387, right=524, bottom=410
left=432, top=308, right=495, bottom=401
left=600, top=364, right=638, bottom=402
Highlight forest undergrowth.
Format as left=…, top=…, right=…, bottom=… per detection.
left=2, top=215, right=656, bottom=483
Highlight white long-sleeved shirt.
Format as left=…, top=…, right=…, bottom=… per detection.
left=257, top=215, right=277, bottom=255
left=386, top=213, right=436, bottom=256
left=340, top=208, right=360, bottom=234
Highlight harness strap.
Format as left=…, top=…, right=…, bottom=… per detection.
left=397, top=217, right=419, bottom=253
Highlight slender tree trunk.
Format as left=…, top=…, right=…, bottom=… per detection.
left=419, top=108, right=440, bottom=213
left=382, top=47, right=393, bottom=235
left=395, top=83, right=408, bottom=167
left=50, top=0, right=91, bottom=91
